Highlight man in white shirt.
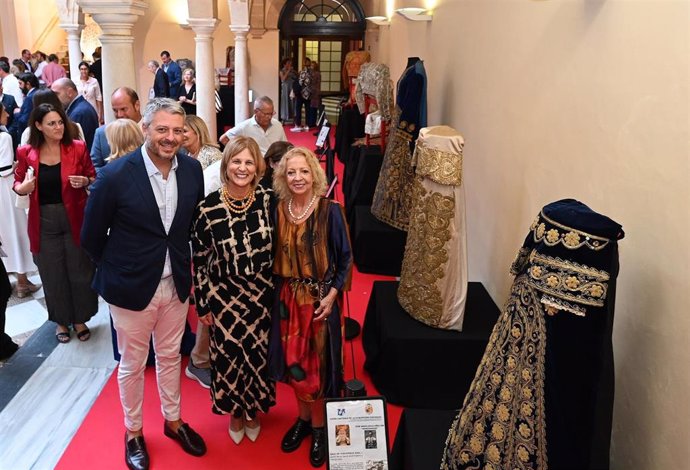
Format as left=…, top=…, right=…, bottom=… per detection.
left=0, top=61, right=23, bottom=108
left=219, top=96, right=287, bottom=155
left=81, top=99, right=207, bottom=470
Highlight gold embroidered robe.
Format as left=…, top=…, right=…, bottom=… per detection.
left=397, top=126, right=468, bottom=331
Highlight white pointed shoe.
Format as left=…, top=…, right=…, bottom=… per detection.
left=245, top=424, right=261, bottom=442
left=229, top=425, right=245, bottom=444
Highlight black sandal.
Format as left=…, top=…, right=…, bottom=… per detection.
left=56, top=332, right=71, bottom=343
left=75, top=326, right=91, bottom=342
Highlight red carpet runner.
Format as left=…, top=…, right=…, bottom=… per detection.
left=56, top=126, right=402, bottom=469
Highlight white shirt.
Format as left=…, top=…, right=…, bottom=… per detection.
left=222, top=116, right=287, bottom=156
left=34, top=61, right=47, bottom=84
left=141, top=145, right=179, bottom=279
left=76, top=77, right=103, bottom=117
left=202, top=160, right=222, bottom=197
left=2, top=74, right=23, bottom=107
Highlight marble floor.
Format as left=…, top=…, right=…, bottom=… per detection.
left=0, top=274, right=117, bottom=470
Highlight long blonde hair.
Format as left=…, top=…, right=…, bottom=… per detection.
left=105, top=119, right=144, bottom=161
left=184, top=115, right=218, bottom=150
left=272, top=147, right=328, bottom=202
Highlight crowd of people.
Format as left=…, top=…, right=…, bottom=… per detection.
left=280, top=56, right=322, bottom=132
left=1, top=47, right=352, bottom=470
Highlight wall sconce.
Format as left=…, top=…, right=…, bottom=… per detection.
left=365, top=16, right=391, bottom=26
left=179, top=20, right=191, bottom=29
left=395, top=7, right=433, bottom=21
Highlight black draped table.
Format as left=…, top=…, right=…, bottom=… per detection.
left=344, top=145, right=384, bottom=224
left=351, top=206, right=406, bottom=276
left=389, top=408, right=457, bottom=470
left=362, top=281, right=500, bottom=409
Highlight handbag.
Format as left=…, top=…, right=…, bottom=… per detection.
left=15, top=193, right=29, bottom=209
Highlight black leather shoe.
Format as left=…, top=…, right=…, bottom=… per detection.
left=310, top=427, right=326, bottom=467
left=163, top=422, right=207, bottom=457
left=281, top=418, right=312, bottom=453
left=125, top=432, right=149, bottom=470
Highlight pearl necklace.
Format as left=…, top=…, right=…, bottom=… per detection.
left=288, top=194, right=318, bottom=221
left=220, top=186, right=256, bottom=215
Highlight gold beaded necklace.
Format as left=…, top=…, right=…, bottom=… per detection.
left=220, top=186, right=256, bottom=215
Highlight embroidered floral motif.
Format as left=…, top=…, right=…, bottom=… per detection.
left=397, top=181, right=456, bottom=326
left=371, top=110, right=416, bottom=230
left=526, top=250, right=610, bottom=316
left=530, top=212, right=612, bottom=251
left=413, top=140, right=464, bottom=186
left=487, top=444, right=501, bottom=462
left=590, top=285, right=604, bottom=297
left=546, top=228, right=560, bottom=243
left=564, top=231, right=581, bottom=247
left=441, top=278, right=548, bottom=470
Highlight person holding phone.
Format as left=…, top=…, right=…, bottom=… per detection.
left=13, top=103, right=98, bottom=344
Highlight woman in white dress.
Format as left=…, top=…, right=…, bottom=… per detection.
left=76, top=61, right=104, bottom=125
left=0, top=102, right=39, bottom=297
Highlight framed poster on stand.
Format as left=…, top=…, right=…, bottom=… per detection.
left=324, top=396, right=390, bottom=470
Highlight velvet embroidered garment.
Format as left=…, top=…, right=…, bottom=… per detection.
left=441, top=199, right=623, bottom=470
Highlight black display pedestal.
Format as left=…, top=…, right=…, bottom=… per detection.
left=389, top=408, right=457, bottom=470
left=343, top=145, right=384, bottom=222
left=362, top=281, right=500, bottom=409
left=352, top=206, right=406, bottom=276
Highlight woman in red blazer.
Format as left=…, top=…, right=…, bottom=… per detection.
left=14, top=103, right=98, bottom=343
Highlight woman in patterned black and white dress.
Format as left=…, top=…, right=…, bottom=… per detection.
left=191, top=136, right=275, bottom=445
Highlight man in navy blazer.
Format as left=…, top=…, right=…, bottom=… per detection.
left=160, top=51, right=181, bottom=99
left=52, top=77, right=99, bottom=151
left=81, top=98, right=206, bottom=470
left=8, top=72, right=38, bottom=145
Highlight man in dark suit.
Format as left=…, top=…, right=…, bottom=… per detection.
left=20, top=49, right=33, bottom=74
left=8, top=72, right=38, bottom=146
left=91, top=47, right=103, bottom=93
left=160, top=51, right=181, bottom=99
left=51, top=77, right=99, bottom=151
left=81, top=98, right=206, bottom=470
left=147, top=60, right=170, bottom=98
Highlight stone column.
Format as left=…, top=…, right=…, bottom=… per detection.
left=188, top=18, right=220, bottom=138
left=231, top=26, right=250, bottom=123
left=78, top=1, right=147, bottom=123
left=61, top=24, right=84, bottom=80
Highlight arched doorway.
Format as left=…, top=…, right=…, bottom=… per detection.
left=279, top=0, right=366, bottom=97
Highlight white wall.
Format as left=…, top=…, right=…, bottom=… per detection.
left=370, top=1, right=689, bottom=468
